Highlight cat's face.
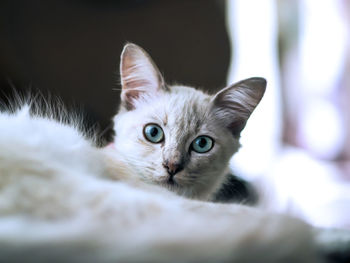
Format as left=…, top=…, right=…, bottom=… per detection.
left=113, top=44, right=266, bottom=200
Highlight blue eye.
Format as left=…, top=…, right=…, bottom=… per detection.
left=191, top=136, right=214, bottom=153
left=143, top=124, right=164, bottom=143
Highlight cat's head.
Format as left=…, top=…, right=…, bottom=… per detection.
left=113, top=43, right=266, bottom=200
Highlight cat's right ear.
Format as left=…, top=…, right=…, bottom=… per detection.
left=120, top=43, right=166, bottom=110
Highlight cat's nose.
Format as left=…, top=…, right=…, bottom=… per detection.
left=162, top=160, right=184, bottom=176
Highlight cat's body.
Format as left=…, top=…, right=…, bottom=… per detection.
left=0, top=103, right=327, bottom=263
left=0, top=43, right=349, bottom=262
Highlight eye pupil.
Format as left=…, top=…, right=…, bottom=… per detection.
left=150, top=127, right=158, bottom=137
left=198, top=138, right=207, bottom=148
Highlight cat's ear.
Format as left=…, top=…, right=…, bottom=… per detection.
left=120, top=43, right=166, bottom=110
left=211, top=77, right=266, bottom=137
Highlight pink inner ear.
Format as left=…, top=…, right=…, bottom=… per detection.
left=120, top=44, right=168, bottom=111
left=123, top=79, right=152, bottom=91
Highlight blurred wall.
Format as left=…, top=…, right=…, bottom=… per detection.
left=0, top=0, right=230, bottom=141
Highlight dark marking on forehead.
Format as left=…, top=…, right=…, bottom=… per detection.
left=174, top=99, right=206, bottom=136
left=192, top=101, right=204, bottom=127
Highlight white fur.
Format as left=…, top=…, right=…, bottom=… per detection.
left=0, top=105, right=328, bottom=262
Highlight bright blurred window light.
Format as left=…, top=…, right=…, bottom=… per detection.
left=226, top=0, right=350, bottom=229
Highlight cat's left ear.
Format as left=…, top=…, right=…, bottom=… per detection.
left=120, top=43, right=166, bottom=110
left=211, top=77, right=266, bottom=137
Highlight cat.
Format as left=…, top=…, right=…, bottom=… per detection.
left=109, top=45, right=350, bottom=233
left=0, top=97, right=338, bottom=263
left=0, top=44, right=349, bottom=262
left=112, top=43, right=265, bottom=201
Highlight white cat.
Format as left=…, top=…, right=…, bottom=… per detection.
left=0, top=44, right=348, bottom=262
left=112, top=43, right=265, bottom=201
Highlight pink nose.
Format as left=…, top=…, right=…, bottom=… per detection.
left=162, top=160, right=184, bottom=176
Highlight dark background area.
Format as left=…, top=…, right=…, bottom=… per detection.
left=0, top=0, right=230, bottom=141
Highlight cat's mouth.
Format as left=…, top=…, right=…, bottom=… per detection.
left=167, top=176, right=176, bottom=186
left=159, top=175, right=179, bottom=189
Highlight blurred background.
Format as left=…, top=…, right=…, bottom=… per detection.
left=0, top=0, right=230, bottom=141
left=0, top=0, right=349, bottom=228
